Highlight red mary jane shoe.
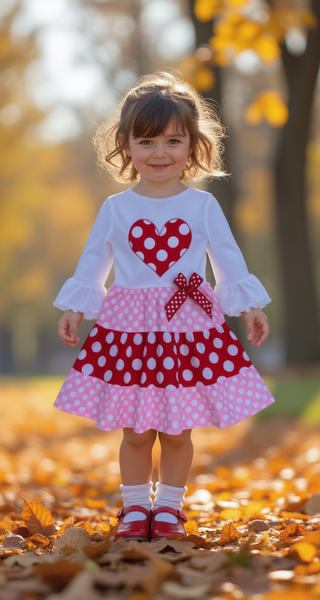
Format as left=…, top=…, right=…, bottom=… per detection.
left=151, top=506, right=187, bottom=540
left=114, top=505, right=151, bottom=541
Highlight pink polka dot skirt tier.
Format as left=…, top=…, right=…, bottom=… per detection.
left=54, top=284, right=275, bottom=434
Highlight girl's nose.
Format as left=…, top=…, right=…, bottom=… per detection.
left=152, top=144, right=167, bottom=157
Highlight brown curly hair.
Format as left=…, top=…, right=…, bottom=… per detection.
left=93, top=71, right=227, bottom=182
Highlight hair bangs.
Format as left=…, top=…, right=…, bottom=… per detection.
left=132, top=94, right=187, bottom=139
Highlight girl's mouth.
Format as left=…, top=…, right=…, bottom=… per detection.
left=148, top=164, right=172, bottom=170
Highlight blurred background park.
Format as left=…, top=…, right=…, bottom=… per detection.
left=1, top=0, right=320, bottom=420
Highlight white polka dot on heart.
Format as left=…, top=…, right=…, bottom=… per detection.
left=82, top=364, right=93, bottom=375
left=167, top=236, right=179, bottom=248
left=157, top=250, right=168, bottom=261
left=147, top=358, right=156, bottom=369
left=131, top=226, right=143, bottom=238
left=180, top=344, right=189, bottom=356
left=179, top=223, right=190, bottom=235
left=196, top=343, right=205, bottom=354
left=213, top=338, right=223, bottom=348
left=144, top=237, right=155, bottom=249
left=133, top=334, right=143, bottom=345
left=78, top=350, right=86, bottom=360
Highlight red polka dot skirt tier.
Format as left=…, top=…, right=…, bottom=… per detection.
left=54, top=283, right=275, bottom=434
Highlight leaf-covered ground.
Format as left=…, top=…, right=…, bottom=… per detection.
left=1, top=377, right=320, bottom=600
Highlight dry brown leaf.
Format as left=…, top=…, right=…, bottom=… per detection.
left=279, top=523, right=309, bottom=539
left=46, top=571, right=104, bottom=600
left=0, top=517, right=16, bottom=534
left=217, top=522, right=240, bottom=545
left=22, top=498, right=56, bottom=537
left=82, top=530, right=114, bottom=559
left=35, top=559, right=83, bottom=592
left=54, top=527, right=92, bottom=555
left=26, top=533, right=51, bottom=547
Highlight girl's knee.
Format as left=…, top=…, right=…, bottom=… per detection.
left=159, top=429, right=192, bottom=448
left=122, top=428, right=157, bottom=448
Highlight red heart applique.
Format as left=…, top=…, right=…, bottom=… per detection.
left=128, top=218, right=192, bottom=277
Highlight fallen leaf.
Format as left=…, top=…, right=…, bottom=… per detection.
left=22, top=498, right=56, bottom=537
left=161, top=581, right=210, bottom=598
left=54, top=527, right=92, bottom=555
left=46, top=571, right=103, bottom=600
left=279, top=524, right=309, bottom=539
left=35, top=559, right=84, bottom=592
left=217, top=523, right=240, bottom=545
left=289, top=541, right=317, bottom=562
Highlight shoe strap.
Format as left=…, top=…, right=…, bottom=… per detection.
left=152, top=506, right=187, bottom=522
left=116, top=505, right=151, bottom=520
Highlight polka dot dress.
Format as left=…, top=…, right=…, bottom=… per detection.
left=54, top=283, right=275, bottom=434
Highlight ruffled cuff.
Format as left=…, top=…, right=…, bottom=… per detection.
left=52, top=277, right=107, bottom=320
left=214, top=274, right=271, bottom=317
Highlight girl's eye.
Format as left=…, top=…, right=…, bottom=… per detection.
left=140, top=140, right=151, bottom=145
left=168, top=139, right=180, bottom=145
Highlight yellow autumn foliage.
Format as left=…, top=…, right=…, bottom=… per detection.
left=245, top=91, right=289, bottom=128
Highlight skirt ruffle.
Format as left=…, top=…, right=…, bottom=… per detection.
left=54, top=364, right=274, bottom=434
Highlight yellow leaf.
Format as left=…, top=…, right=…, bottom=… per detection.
left=255, top=36, right=280, bottom=63
left=264, top=96, right=289, bottom=127
left=290, top=541, right=317, bottom=562
left=242, top=501, right=267, bottom=518
left=244, top=101, right=263, bottom=126
left=237, top=21, right=261, bottom=42
left=84, top=498, right=107, bottom=510
left=218, top=508, right=243, bottom=520
left=264, top=587, right=317, bottom=599
left=228, top=0, right=247, bottom=7
left=22, top=498, right=56, bottom=538
left=194, top=0, right=221, bottom=22
left=184, top=520, right=199, bottom=534
left=193, top=66, right=215, bottom=91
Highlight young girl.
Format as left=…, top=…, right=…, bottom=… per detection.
left=53, top=71, right=275, bottom=542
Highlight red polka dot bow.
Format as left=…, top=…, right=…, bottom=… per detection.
left=164, top=272, right=213, bottom=322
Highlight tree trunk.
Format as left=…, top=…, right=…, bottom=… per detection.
left=274, top=0, right=320, bottom=363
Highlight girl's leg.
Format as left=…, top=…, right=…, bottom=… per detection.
left=119, top=428, right=157, bottom=484
left=154, top=430, right=193, bottom=524
left=118, top=428, right=157, bottom=525
left=158, top=429, right=193, bottom=486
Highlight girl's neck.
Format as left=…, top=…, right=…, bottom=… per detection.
left=132, top=178, right=188, bottom=199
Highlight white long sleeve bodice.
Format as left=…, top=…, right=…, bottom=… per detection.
left=53, top=187, right=271, bottom=319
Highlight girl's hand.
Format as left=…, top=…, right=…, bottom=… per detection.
left=58, top=310, right=84, bottom=347
left=241, top=308, right=269, bottom=347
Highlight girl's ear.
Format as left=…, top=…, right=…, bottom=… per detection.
left=188, top=144, right=193, bottom=156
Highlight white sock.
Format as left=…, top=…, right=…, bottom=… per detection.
left=153, top=482, right=188, bottom=524
left=120, top=482, right=153, bottom=523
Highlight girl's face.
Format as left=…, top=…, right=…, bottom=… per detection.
left=125, top=121, right=193, bottom=185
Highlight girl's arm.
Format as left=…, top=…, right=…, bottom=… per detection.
left=53, top=199, right=114, bottom=341
left=205, top=195, right=271, bottom=344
